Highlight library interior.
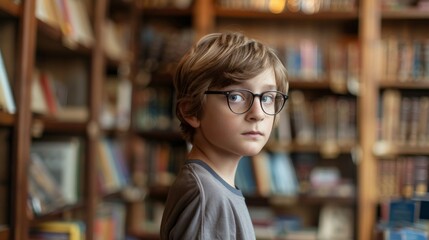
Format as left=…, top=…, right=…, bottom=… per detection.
left=1, top=0, right=429, bottom=239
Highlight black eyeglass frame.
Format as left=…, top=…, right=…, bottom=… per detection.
left=204, top=89, right=289, bottom=115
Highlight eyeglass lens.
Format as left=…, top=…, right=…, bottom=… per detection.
left=227, top=90, right=285, bottom=115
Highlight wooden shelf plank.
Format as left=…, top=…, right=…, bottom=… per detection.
left=0, top=226, right=9, bottom=240
left=379, top=80, right=429, bottom=89
left=135, top=129, right=183, bottom=142
left=266, top=141, right=357, bottom=154
left=32, top=116, right=88, bottom=135
left=382, top=8, right=429, bottom=19
left=29, top=203, right=85, bottom=224
left=373, top=142, right=429, bottom=157
left=128, top=231, right=160, bottom=240
left=0, top=111, right=14, bottom=126
left=140, top=7, right=193, bottom=17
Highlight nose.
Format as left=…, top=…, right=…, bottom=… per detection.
left=246, top=97, right=265, bottom=121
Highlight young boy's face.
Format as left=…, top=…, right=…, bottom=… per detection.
left=195, top=67, right=277, bottom=158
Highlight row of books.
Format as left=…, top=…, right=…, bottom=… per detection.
left=236, top=152, right=299, bottom=196
left=217, top=0, right=356, bottom=13
left=286, top=90, right=357, bottom=145
left=133, top=87, right=178, bottom=131
left=36, top=0, right=94, bottom=48
left=139, top=26, right=194, bottom=73
left=236, top=151, right=355, bottom=198
left=27, top=136, right=133, bottom=216
left=145, top=142, right=186, bottom=186
left=36, top=0, right=132, bottom=61
left=95, top=201, right=128, bottom=240
left=379, top=38, right=429, bottom=82
left=29, top=202, right=128, bottom=240
left=377, top=197, right=429, bottom=240
left=32, top=60, right=89, bottom=122
left=140, top=26, right=360, bottom=84
left=282, top=38, right=360, bottom=84
left=129, top=137, right=187, bottom=188
left=250, top=204, right=354, bottom=240
left=32, top=60, right=134, bottom=127
left=378, top=156, right=429, bottom=200
left=378, top=90, right=429, bottom=146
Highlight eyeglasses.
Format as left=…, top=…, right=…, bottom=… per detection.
left=204, top=89, right=288, bottom=115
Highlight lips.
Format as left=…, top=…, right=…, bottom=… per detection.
left=242, top=131, right=264, bottom=136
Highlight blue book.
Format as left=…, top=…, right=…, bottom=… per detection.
left=389, top=199, right=420, bottom=227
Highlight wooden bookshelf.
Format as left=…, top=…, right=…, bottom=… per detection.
left=2, top=0, right=139, bottom=239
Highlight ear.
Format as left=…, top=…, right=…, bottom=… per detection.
left=179, top=101, right=200, bottom=128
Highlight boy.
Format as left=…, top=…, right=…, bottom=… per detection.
left=160, top=32, right=289, bottom=239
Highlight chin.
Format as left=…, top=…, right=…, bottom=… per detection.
left=242, top=146, right=264, bottom=157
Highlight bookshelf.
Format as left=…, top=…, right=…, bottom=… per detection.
left=372, top=0, right=429, bottom=239
left=132, top=0, right=428, bottom=239
left=0, top=0, right=140, bottom=239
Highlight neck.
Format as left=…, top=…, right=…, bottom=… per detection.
left=188, top=144, right=241, bottom=187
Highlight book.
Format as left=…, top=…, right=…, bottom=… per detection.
left=30, top=138, right=81, bottom=205
left=381, top=90, right=401, bottom=144
left=31, top=70, right=49, bottom=114
left=35, top=0, right=61, bottom=29
left=0, top=50, right=15, bottom=114
left=97, top=139, right=121, bottom=194
left=66, top=0, right=94, bottom=47
left=235, top=156, right=257, bottom=195
left=270, top=152, right=299, bottom=196
left=318, top=204, right=354, bottom=240
left=252, top=151, right=272, bottom=196
left=389, top=199, right=420, bottom=227
left=30, top=221, right=85, bottom=240
left=38, top=71, right=59, bottom=115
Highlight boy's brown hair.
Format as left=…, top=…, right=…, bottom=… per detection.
left=174, top=32, right=288, bottom=142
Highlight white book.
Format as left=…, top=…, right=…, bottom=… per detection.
left=0, top=50, right=16, bottom=114
left=31, top=70, right=49, bottom=114
left=35, top=0, right=60, bottom=28
left=67, top=0, right=94, bottom=47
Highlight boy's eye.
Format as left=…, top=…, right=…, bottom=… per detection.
left=261, top=94, right=274, bottom=104
left=228, top=92, right=246, bottom=103
left=228, top=92, right=245, bottom=102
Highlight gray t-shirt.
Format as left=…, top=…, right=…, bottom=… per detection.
left=160, top=160, right=256, bottom=240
